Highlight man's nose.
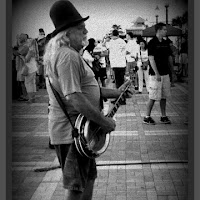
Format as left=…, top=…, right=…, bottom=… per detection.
left=84, top=28, right=88, bottom=34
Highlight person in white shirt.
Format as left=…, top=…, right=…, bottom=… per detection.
left=106, top=30, right=127, bottom=91
left=103, top=36, right=112, bottom=77
left=137, top=39, right=150, bottom=94
left=125, top=32, right=140, bottom=90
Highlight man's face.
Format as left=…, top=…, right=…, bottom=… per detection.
left=19, top=34, right=28, bottom=44
left=160, top=26, right=167, bottom=37
left=68, top=22, right=88, bottom=51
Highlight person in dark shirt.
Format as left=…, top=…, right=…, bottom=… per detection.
left=36, top=28, right=46, bottom=89
left=166, top=38, right=178, bottom=87
left=143, top=22, right=174, bottom=125
left=179, top=37, right=188, bottom=77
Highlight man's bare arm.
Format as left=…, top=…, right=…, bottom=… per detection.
left=66, top=92, right=116, bottom=133
left=100, top=80, right=133, bottom=99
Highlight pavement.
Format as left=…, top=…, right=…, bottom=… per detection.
left=12, top=77, right=189, bottom=200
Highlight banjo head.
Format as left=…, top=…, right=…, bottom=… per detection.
left=74, top=114, right=111, bottom=159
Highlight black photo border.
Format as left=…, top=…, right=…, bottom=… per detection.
left=2, top=0, right=199, bottom=199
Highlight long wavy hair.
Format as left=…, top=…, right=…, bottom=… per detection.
left=43, top=29, right=71, bottom=75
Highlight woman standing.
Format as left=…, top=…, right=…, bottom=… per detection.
left=24, top=38, right=39, bottom=103
left=137, top=40, right=149, bottom=94
left=125, top=32, right=139, bottom=90
left=15, top=34, right=28, bottom=101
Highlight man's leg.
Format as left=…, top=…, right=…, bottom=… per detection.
left=143, top=98, right=156, bottom=124
left=160, top=98, right=171, bottom=124
left=118, top=68, right=126, bottom=104
left=81, top=179, right=95, bottom=200
left=144, top=69, right=149, bottom=92
left=64, top=190, right=82, bottom=200
left=159, top=74, right=171, bottom=124
left=160, top=98, right=166, bottom=117
left=64, top=179, right=95, bottom=200
left=137, top=66, right=143, bottom=93
left=134, top=71, right=139, bottom=90
left=126, top=63, right=130, bottom=75
left=21, top=81, right=28, bottom=98
left=146, top=99, right=155, bottom=117
left=113, top=68, right=121, bottom=88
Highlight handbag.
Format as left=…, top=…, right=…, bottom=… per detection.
left=140, top=49, right=149, bottom=70
left=141, top=60, right=149, bottom=70
left=21, top=64, right=29, bottom=76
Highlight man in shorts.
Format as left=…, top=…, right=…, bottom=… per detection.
left=44, top=1, right=132, bottom=199
left=143, top=22, right=174, bottom=125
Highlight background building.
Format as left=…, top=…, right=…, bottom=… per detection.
left=126, top=17, right=147, bottom=36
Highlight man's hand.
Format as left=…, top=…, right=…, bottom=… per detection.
left=101, top=117, right=116, bottom=133
left=118, top=80, right=133, bottom=98
left=156, top=74, right=161, bottom=82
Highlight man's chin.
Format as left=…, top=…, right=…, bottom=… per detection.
left=82, top=38, right=88, bottom=47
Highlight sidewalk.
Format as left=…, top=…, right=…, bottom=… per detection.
left=12, top=79, right=189, bottom=200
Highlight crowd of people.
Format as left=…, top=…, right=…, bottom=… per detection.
left=12, top=0, right=188, bottom=199
left=12, top=28, right=47, bottom=102
left=12, top=20, right=188, bottom=105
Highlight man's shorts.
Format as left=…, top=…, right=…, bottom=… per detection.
left=54, top=142, right=97, bottom=192
left=148, top=74, right=171, bottom=100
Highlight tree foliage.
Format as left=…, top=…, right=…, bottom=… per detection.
left=171, top=11, right=188, bottom=28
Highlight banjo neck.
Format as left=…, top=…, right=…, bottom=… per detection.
left=106, top=82, right=131, bottom=118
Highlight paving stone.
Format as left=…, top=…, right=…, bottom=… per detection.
left=11, top=81, right=189, bottom=200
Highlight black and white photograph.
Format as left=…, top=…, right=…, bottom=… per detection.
left=10, top=0, right=195, bottom=199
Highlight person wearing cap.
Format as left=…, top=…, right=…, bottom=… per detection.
left=43, top=1, right=132, bottom=199
left=36, top=28, right=46, bottom=89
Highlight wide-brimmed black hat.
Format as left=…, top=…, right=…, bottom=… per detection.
left=50, top=0, right=89, bottom=37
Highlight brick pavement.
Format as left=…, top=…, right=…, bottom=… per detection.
left=12, top=79, right=189, bottom=200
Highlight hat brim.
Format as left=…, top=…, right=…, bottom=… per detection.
left=51, top=16, right=89, bottom=38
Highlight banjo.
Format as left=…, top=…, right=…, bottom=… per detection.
left=73, top=81, right=131, bottom=159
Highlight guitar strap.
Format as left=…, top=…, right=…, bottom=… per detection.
left=83, top=58, right=106, bottom=109
left=139, top=47, right=144, bottom=64
left=47, top=57, right=105, bottom=138
left=47, top=76, right=79, bottom=138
